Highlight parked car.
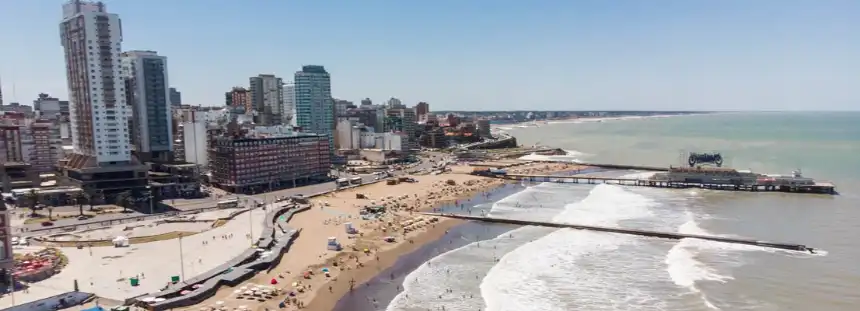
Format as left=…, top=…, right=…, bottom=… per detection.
left=41, top=221, right=54, bottom=227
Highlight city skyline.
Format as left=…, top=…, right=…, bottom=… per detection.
left=1, top=0, right=859, bottom=111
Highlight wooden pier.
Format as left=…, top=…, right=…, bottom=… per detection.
left=423, top=213, right=816, bottom=253
left=503, top=174, right=837, bottom=194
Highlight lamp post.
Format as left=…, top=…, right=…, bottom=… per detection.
left=145, top=186, right=154, bottom=214
left=178, top=233, right=186, bottom=281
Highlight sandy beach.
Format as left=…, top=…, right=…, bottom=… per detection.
left=179, top=162, right=584, bottom=311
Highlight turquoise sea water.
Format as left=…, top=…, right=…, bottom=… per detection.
left=501, top=112, right=860, bottom=310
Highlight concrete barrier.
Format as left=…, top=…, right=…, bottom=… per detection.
left=4, top=291, right=94, bottom=311
left=139, top=205, right=307, bottom=311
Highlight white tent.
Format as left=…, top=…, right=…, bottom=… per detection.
left=112, top=236, right=130, bottom=247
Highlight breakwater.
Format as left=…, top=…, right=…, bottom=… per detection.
left=422, top=213, right=816, bottom=253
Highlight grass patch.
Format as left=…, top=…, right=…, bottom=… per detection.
left=42, top=231, right=198, bottom=247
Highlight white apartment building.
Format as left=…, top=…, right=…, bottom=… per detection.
left=60, top=0, right=133, bottom=166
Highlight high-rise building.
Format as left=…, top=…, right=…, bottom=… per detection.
left=58, top=0, right=147, bottom=192
left=415, top=102, right=430, bottom=120
left=385, top=107, right=418, bottom=150
left=121, top=50, right=173, bottom=162
left=249, top=74, right=283, bottom=126
left=294, top=65, right=334, bottom=152
left=169, top=87, right=181, bottom=106
left=387, top=97, right=403, bottom=109
left=283, top=82, right=295, bottom=126
left=225, top=87, right=251, bottom=113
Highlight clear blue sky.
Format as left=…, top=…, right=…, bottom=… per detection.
left=1, top=0, right=858, bottom=111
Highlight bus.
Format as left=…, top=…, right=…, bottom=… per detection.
left=336, top=178, right=350, bottom=187
left=350, top=177, right=362, bottom=185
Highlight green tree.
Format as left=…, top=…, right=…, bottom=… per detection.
left=25, top=189, right=39, bottom=217
left=73, top=192, right=87, bottom=216
left=115, top=190, right=132, bottom=213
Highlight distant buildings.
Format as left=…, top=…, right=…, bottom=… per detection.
left=249, top=74, right=284, bottom=126
left=415, top=102, right=429, bottom=121
left=33, top=93, right=68, bottom=120
left=169, top=87, right=182, bottom=106
left=225, top=87, right=251, bottom=113
left=121, top=50, right=173, bottom=162
left=294, top=65, right=334, bottom=152
left=385, top=106, right=418, bottom=150
left=387, top=97, right=403, bottom=109
left=283, top=82, right=295, bottom=126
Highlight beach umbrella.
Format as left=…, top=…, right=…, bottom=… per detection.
left=270, top=278, right=278, bottom=285
left=215, top=301, right=225, bottom=306
left=321, top=268, right=329, bottom=273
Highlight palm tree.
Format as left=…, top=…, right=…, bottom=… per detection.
left=115, top=190, right=132, bottom=213
left=73, top=192, right=87, bottom=216
left=25, top=189, right=39, bottom=217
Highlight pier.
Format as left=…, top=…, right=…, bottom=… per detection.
left=423, top=213, right=816, bottom=253
left=501, top=174, right=837, bottom=194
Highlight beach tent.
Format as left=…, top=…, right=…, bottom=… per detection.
left=112, top=236, right=129, bottom=247
left=81, top=307, right=105, bottom=311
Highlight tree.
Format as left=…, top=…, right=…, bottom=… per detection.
left=47, top=207, right=54, bottom=220
left=73, top=192, right=87, bottom=216
left=25, top=189, right=39, bottom=217
left=115, top=191, right=132, bottom=213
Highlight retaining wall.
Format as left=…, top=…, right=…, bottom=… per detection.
left=139, top=204, right=307, bottom=311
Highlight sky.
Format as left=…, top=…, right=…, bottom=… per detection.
left=0, top=0, right=858, bottom=111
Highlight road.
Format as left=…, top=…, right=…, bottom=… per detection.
left=12, top=154, right=446, bottom=236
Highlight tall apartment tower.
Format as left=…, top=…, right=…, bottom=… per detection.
left=59, top=0, right=147, bottom=191
left=249, top=74, right=283, bottom=126
left=283, top=82, right=296, bottom=126
left=121, top=50, right=173, bottom=162
left=294, top=65, right=334, bottom=152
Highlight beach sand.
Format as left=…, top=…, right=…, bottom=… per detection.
left=179, top=162, right=584, bottom=311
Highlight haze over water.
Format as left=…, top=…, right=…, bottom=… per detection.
left=386, top=112, right=860, bottom=310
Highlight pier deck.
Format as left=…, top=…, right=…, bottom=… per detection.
left=423, top=213, right=816, bottom=253
left=502, top=174, right=837, bottom=194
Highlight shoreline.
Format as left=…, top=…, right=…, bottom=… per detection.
left=490, top=112, right=711, bottom=130
left=330, top=185, right=526, bottom=311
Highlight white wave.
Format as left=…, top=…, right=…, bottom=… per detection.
left=481, top=184, right=659, bottom=311
left=387, top=183, right=586, bottom=311
left=517, top=149, right=589, bottom=163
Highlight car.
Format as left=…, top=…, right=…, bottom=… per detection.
left=41, top=221, right=54, bottom=227
left=77, top=215, right=88, bottom=220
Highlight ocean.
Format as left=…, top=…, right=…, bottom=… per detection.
left=337, top=112, right=860, bottom=311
